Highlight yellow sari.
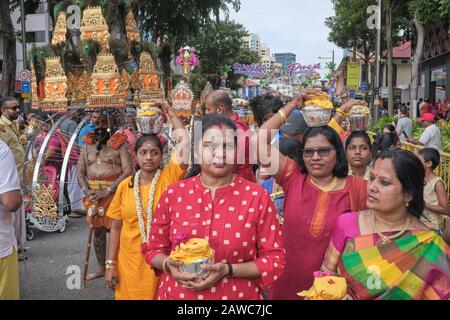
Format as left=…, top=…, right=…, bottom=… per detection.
left=107, top=158, right=186, bottom=300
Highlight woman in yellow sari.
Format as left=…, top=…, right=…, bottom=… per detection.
left=105, top=103, right=189, bottom=300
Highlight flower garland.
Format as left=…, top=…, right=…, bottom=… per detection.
left=134, top=169, right=162, bottom=243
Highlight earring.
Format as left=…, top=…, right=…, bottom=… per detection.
left=405, top=201, right=410, bottom=207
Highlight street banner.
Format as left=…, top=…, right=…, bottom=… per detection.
left=347, top=61, right=360, bottom=90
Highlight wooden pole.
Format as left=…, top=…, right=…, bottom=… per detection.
left=82, top=222, right=94, bottom=289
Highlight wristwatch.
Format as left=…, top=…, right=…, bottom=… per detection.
left=105, top=260, right=116, bottom=270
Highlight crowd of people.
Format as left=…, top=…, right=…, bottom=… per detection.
left=0, top=88, right=449, bottom=300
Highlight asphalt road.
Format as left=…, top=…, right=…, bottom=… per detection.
left=19, top=216, right=114, bottom=300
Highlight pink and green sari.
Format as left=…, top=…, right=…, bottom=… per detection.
left=324, top=212, right=450, bottom=300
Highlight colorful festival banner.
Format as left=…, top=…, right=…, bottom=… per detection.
left=287, top=63, right=321, bottom=76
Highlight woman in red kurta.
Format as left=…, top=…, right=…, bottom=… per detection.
left=257, top=92, right=367, bottom=300
left=143, top=114, right=285, bottom=300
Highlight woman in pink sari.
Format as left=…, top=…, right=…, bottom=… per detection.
left=321, top=149, right=449, bottom=300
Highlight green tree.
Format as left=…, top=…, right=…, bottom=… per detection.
left=139, top=0, right=241, bottom=84
left=385, top=0, right=410, bottom=116
left=326, top=0, right=377, bottom=88
left=325, top=61, right=337, bottom=81
left=192, top=20, right=259, bottom=89
left=326, top=0, right=410, bottom=113
left=0, top=0, right=39, bottom=96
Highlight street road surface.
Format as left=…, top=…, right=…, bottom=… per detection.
left=19, top=217, right=113, bottom=300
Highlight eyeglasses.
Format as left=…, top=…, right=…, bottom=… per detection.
left=303, top=147, right=336, bottom=158
left=5, top=106, right=20, bottom=111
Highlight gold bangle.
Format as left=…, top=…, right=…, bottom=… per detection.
left=278, top=108, right=287, bottom=125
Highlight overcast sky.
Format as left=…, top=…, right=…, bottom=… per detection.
left=228, top=0, right=344, bottom=70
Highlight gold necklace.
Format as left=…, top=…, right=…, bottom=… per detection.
left=372, top=211, right=410, bottom=244
left=310, top=176, right=338, bottom=192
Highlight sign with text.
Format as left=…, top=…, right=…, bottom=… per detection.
left=346, top=61, right=361, bottom=90
left=19, top=70, right=30, bottom=81
left=287, top=63, right=321, bottom=76
left=233, top=63, right=266, bottom=76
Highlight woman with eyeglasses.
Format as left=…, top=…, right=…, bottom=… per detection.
left=257, top=91, right=368, bottom=300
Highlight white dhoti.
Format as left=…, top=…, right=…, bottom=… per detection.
left=67, top=166, right=85, bottom=211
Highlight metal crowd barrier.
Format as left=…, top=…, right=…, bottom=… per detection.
left=368, top=132, right=450, bottom=200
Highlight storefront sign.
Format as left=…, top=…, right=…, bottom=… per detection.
left=287, top=63, right=321, bottom=76
left=233, top=63, right=266, bottom=76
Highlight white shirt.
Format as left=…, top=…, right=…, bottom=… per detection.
left=419, top=124, right=442, bottom=152
left=396, top=116, right=412, bottom=141
left=0, top=140, right=21, bottom=259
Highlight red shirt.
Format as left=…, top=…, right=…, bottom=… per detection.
left=230, top=113, right=256, bottom=183
left=147, top=175, right=286, bottom=300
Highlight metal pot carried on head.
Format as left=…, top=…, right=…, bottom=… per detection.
left=136, top=103, right=164, bottom=134
left=301, top=91, right=334, bottom=127
left=301, top=106, right=332, bottom=127
left=136, top=115, right=164, bottom=134
left=347, top=105, right=370, bottom=132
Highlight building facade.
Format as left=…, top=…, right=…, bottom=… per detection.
left=242, top=33, right=261, bottom=53
left=0, top=0, right=51, bottom=89
left=274, top=53, right=296, bottom=72
left=419, top=20, right=450, bottom=104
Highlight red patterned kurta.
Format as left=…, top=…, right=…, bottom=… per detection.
left=146, top=175, right=286, bottom=300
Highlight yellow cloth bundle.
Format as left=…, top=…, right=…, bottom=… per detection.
left=297, top=275, right=348, bottom=300
left=170, top=238, right=213, bottom=264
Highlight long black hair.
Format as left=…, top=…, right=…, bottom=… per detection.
left=373, top=149, right=425, bottom=219
left=371, top=132, right=399, bottom=158
left=128, top=134, right=164, bottom=188
left=249, top=94, right=284, bottom=127
left=185, top=114, right=237, bottom=179
left=299, top=126, right=348, bottom=179
left=345, top=131, right=372, bottom=151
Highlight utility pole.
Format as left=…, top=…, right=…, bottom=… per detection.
left=374, top=0, right=382, bottom=124
left=318, top=49, right=335, bottom=65
left=20, top=0, right=27, bottom=70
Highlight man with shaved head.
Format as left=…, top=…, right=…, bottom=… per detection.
left=205, top=90, right=256, bottom=182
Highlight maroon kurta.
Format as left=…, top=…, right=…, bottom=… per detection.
left=230, top=113, right=256, bottom=183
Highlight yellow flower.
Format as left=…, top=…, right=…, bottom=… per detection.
left=350, top=105, right=370, bottom=115
left=137, top=106, right=162, bottom=118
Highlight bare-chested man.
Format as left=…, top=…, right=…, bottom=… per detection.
left=77, top=112, right=132, bottom=280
